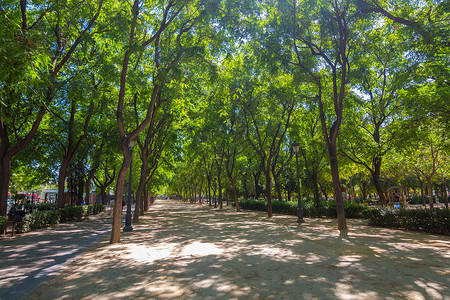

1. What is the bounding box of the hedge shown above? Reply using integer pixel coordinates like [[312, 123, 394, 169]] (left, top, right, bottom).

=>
[[238, 198, 366, 218], [15, 204, 105, 234], [0, 216, 7, 233], [16, 210, 62, 233], [362, 207, 450, 235]]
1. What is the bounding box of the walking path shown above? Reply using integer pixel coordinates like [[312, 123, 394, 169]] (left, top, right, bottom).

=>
[[2, 200, 450, 299], [0, 210, 113, 300]]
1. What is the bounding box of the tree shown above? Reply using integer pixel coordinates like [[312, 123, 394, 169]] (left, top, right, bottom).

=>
[[241, 74, 296, 218], [110, 0, 221, 243], [340, 22, 418, 205], [401, 120, 448, 208], [284, 0, 357, 232], [0, 0, 104, 216], [133, 101, 173, 222]]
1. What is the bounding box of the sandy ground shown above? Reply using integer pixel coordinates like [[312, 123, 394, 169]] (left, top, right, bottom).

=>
[[27, 200, 449, 300]]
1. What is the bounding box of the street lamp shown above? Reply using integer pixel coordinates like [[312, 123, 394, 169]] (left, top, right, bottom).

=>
[[292, 142, 304, 223], [123, 139, 135, 232], [213, 177, 217, 208]]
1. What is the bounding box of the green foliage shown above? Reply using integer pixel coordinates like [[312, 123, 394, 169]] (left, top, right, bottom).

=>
[[0, 216, 7, 232], [10, 202, 57, 212], [15, 210, 62, 233], [239, 198, 366, 218], [239, 198, 268, 211], [362, 207, 450, 235], [11, 203, 35, 212], [92, 204, 106, 214], [36, 203, 57, 211], [16, 204, 105, 233], [60, 206, 88, 222]]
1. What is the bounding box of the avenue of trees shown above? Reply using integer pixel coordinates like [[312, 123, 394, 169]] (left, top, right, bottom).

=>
[[1, 0, 448, 242]]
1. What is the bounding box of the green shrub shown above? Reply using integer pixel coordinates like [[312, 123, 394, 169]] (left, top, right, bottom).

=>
[[272, 200, 298, 215], [77, 205, 88, 219], [15, 210, 62, 233], [0, 215, 7, 233], [362, 207, 450, 235], [16, 213, 33, 233], [92, 203, 105, 214], [44, 210, 62, 225], [13, 203, 103, 234], [239, 199, 267, 212], [36, 202, 57, 211], [60, 206, 77, 222], [344, 202, 367, 218], [238, 198, 366, 219], [88, 205, 94, 215], [11, 203, 36, 212]]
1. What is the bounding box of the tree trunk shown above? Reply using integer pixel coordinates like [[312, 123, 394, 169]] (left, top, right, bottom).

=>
[[0, 155, 12, 216], [84, 169, 96, 205], [207, 177, 211, 206], [361, 181, 368, 201], [328, 145, 347, 232], [264, 170, 273, 218], [443, 180, 448, 209], [134, 160, 149, 223], [420, 181, 425, 206], [230, 177, 240, 212], [320, 182, 328, 200], [243, 174, 249, 199], [372, 169, 386, 205], [57, 162, 69, 208], [312, 172, 320, 207], [110, 152, 131, 244], [100, 188, 108, 205], [427, 178, 434, 209], [273, 174, 282, 201], [253, 172, 260, 199], [143, 190, 149, 212], [218, 172, 223, 209]]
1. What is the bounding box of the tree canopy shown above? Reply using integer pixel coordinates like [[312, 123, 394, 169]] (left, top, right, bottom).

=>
[[1, 0, 448, 241]]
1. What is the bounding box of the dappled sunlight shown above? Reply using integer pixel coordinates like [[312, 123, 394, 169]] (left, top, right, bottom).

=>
[[123, 243, 178, 263], [414, 279, 447, 299], [180, 241, 223, 257], [23, 200, 450, 300]]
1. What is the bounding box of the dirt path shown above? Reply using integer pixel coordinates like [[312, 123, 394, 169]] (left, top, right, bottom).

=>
[[0, 211, 113, 300], [27, 200, 449, 299]]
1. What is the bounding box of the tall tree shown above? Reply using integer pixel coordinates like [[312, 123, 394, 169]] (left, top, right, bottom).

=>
[[0, 0, 104, 215], [241, 74, 296, 218], [285, 0, 357, 232], [110, 0, 221, 243]]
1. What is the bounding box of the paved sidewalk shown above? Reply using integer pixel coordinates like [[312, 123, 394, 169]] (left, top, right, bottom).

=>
[[0, 209, 114, 300], [23, 200, 450, 299]]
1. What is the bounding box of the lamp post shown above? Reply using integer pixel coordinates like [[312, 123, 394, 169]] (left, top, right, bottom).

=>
[[213, 177, 217, 208], [123, 139, 135, 232], [292, 142, 304, 223]]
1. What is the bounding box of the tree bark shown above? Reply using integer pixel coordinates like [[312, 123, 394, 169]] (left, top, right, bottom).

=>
[[328, 145, 346, 232], [427, 178, 434, 209], [264, 170, 273, 217], [57, 162, 69, 208], [110, 148, 131, 244], [0, 156, 12, 216]]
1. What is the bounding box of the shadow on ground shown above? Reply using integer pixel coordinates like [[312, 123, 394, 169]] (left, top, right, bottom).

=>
[[28, 201, 450, 299], [0, 213, 112, 299]]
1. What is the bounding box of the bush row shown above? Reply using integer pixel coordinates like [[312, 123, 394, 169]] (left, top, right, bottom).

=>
[[362, 207, 450, 235], [238, 198, 366, 218], [406, 195, 447, 205], [15, 204, 105, 234], [10, 202, 58, 213], [0, 215, 7, 233]]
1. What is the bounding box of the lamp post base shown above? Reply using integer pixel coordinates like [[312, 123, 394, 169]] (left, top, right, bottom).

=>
[[123, 213, 133, 232]]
